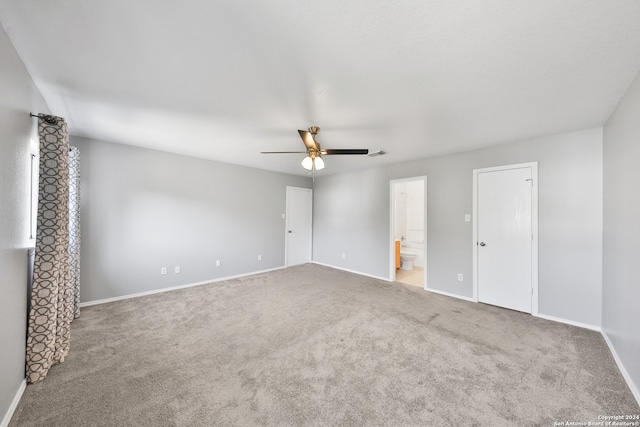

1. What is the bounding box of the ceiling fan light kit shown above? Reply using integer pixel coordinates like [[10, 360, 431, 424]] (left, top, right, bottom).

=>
[[261, 126, 371, 172], [301, 152, 324, 171], [301, 155, 314, 170]]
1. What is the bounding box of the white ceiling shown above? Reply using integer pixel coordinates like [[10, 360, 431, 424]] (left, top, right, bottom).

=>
[[2, 1, 640, 176]]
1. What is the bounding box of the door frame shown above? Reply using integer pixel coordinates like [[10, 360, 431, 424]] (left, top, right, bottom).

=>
[[472, 162, 538, 315], [389, 176, 427, 288], [285, 186, 313, 267]]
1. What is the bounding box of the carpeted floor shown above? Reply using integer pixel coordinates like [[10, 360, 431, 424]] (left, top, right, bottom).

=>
[[10, 264, 639, 426]]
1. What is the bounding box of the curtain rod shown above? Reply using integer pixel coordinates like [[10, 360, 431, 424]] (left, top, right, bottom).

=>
[[30, 113, 74, 152], [30, 113, 58, 124]]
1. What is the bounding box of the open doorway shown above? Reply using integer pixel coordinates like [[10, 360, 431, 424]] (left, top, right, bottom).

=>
[[390, 177, 426, 288]]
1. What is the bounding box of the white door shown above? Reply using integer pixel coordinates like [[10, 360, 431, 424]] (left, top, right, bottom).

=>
[[476, 166, 534, 313], [286, 187, 312, 266]]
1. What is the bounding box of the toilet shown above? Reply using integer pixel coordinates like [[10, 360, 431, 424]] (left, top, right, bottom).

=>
[[400, 251, 417, 270], [400, 229, 424, 271]]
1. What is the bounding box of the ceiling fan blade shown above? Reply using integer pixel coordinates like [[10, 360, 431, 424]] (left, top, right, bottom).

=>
[[298, 130, 319, 151], [322, 149, 369, 155], [260, 151, 308, 154]]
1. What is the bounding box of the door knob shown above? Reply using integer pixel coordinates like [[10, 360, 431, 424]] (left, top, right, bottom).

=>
[[479, 242, 486, 246], [288, 230, 293, 233]]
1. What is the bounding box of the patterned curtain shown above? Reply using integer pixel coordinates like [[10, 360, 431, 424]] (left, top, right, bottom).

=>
[[69, 146, 81, 319], [26, 115, 81, 383]]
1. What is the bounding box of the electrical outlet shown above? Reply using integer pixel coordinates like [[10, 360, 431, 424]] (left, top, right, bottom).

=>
[[175, 266, 181, 274], [457, 273, 463, 281], [216, 260, 221, 267], [161, 267, 167, 275], [258, 254, 262, 261], [281, 213, 285, 219], [341, 253, 346, 259]]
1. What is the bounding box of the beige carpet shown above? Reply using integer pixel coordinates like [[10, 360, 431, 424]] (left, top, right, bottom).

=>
[[10, 264, 638, 426]]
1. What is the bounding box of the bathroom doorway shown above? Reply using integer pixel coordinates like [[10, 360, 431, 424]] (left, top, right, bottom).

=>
[[390, 177, 427, 288]]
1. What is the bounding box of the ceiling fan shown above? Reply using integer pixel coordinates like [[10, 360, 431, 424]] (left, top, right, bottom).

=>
[[261, 126, 369, 171]]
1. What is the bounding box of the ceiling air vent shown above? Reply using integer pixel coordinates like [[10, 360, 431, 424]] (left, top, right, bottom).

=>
[[367, 150, 386, 157]]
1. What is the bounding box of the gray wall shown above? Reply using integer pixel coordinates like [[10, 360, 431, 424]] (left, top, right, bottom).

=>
[[603, 70, 640, 399], [0, 24, 49, 424], [71, 137, 311, 303], [313, 128, 603, 327]]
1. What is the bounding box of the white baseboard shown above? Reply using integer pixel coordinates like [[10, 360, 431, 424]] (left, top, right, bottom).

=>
[[1, 379, 26, 427], [536, 313, 601, 332], [602, 330, 640, 407], [311, 261, 390, 282], [79, 266, 286, 307], [424, 286, 476, 303], [313, 262, 480, 303]]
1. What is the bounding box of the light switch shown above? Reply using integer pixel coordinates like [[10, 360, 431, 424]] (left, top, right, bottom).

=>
[[465, 214, 471, 222]]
